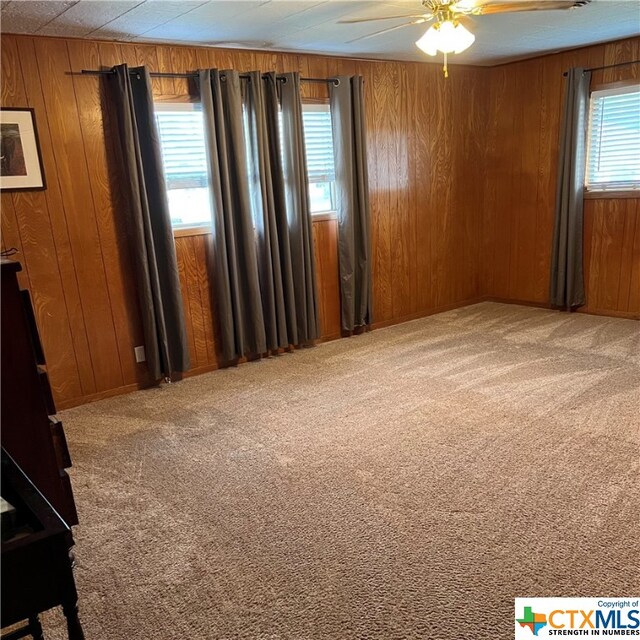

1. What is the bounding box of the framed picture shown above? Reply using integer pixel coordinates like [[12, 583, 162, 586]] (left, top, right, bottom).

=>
[[0, 108, 46, 191]]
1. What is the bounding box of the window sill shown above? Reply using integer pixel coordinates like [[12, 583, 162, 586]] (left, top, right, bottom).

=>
[[584, 190, 640, 200], [312, 211, 338, 222], [172, 226, 212, 238], [172, 216, 337, 237]]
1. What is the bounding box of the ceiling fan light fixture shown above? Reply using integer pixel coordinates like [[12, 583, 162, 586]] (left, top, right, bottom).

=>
[[415, 20, 475, 56]]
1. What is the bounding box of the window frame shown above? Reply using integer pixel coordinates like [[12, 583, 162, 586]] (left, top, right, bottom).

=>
[[584, 79, 640, 200]]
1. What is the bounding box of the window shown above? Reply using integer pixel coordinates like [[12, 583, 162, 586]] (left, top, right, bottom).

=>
[[257, 103, 337, 215], [156, 100, 336, 228], [301, 103, 336, 214], [585, 84, 640, 193], [155, 102, 212, 229]]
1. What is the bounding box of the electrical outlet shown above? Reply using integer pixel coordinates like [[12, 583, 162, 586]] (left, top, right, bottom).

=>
[[134, 346, 146, 363]]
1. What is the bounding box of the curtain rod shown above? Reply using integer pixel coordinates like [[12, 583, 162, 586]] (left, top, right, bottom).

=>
[[80, 69, 340, 85], [563, 59, 640, 77]]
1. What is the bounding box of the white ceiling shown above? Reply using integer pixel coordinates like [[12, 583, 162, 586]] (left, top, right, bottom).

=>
[[1, 0, 639, 65]]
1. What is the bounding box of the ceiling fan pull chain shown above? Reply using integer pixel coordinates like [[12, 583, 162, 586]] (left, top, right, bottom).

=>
[[444, 51, 449, 78]]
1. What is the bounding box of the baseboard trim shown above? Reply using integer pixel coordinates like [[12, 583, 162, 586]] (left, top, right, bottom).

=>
[[57, 379, 156, 410], [483, 296, 551, 310], [319, 332, 342, 342], [56, 298, 486, 410], [578, 307, 640, 321], [56, 334, 353, 410], [370, 297, 486, 330], [57, 294, 636, 410], [483, 296, 639, 320]]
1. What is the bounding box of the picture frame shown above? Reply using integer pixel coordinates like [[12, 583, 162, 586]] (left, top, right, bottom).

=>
[[0, 107, 46, 191]]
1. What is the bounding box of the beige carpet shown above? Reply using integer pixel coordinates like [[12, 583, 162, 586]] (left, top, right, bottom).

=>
[[43, 302, 639, 639]]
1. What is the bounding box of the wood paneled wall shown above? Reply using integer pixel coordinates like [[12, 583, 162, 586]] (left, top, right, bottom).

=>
[[2, 33, 637, 408], [1, 34, 487, 408], [482, 37, 640, 318]]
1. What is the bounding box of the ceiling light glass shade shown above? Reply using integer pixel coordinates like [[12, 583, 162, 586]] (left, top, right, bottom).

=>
[[415, 25, 439, 56], [416, 20, 476, 56]]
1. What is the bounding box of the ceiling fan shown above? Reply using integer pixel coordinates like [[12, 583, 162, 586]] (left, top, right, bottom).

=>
[[339, 0, 592, 77]]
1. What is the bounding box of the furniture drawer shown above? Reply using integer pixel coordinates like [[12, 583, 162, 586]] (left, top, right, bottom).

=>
[[58, 470, 78, 526], [49, 417, 71, 470], [36, 366, 56, 416]]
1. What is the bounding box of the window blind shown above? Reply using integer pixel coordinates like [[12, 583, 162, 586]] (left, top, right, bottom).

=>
[[586, 85, 640, 192], [301, 106, 335, 184], [155, 107, 209, 190]]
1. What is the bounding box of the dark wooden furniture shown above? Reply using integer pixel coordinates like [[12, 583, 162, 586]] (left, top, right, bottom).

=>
[[1, 259, 77, 526], [1, 449, 84, 640]]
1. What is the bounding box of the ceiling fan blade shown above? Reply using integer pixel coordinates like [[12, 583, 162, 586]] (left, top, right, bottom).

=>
[[346, 18, 430, 44], [339, 13, 430, 24], [452, 0, 590, 14], [456, 14, 475, 29]]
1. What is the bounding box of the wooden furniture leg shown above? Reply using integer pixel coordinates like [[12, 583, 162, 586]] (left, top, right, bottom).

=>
[[28, 616, 44, 640], [62, 602, 85, 640]]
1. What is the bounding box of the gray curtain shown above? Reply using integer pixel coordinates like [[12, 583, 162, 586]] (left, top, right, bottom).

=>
[[110, 64, 190, 380], [550, 67, 591, 309], [199, 69, 266, 362], [245, 71, 296, 349], [280, 73, 321, 343], [330, 76, 372, 331], [201, 69, 320, 361]]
